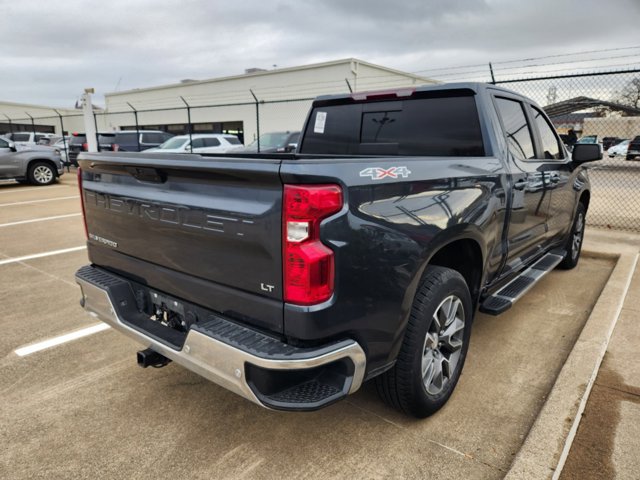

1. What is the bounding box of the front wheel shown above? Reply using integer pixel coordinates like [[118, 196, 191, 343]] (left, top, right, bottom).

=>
[[28, 162, 56, 185], [558, 203, 586, 270], [375, 266, 473, 418]]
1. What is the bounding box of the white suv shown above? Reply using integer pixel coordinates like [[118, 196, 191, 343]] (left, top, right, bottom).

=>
[[5, 132, 56, 147], [147, 134, 243, 154]]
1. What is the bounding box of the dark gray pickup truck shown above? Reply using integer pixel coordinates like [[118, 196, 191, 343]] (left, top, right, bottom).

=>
[[75, 83, 601, 417]]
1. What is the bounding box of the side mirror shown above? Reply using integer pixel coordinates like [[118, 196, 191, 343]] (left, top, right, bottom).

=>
[[286, 143, 298, 153], [572, 143, 602, 164], [8, 141, 17, 152]]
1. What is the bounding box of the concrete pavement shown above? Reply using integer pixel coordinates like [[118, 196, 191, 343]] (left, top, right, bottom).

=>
[[0, 172, 635, 479], [560, 231, 640, 480]]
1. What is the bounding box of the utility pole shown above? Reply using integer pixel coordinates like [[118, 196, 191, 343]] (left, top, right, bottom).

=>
[[127, 102, 141, 151], [250, 89, 260, 152], [81, 88, 98, 152], [180, 96, 193, 153]]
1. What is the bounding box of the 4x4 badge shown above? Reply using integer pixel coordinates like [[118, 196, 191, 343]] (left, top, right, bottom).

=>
[[359, 166, 411, 180]]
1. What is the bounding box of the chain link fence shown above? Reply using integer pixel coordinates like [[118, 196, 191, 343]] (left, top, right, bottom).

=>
[[493, 70, 640, 232], [2, 68, 640, 232]]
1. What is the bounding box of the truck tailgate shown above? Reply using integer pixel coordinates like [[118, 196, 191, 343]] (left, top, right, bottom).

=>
[[78, 153, 284, 334]]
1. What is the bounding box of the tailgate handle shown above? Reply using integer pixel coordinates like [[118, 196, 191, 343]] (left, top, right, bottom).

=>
[[126, 166, 166, 183]]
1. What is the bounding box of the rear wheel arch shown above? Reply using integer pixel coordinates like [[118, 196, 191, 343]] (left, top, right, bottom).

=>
[[424, 237, 485, 307]]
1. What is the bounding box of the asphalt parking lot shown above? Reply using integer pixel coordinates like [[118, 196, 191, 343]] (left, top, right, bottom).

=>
[[0, 173, 617, 479]]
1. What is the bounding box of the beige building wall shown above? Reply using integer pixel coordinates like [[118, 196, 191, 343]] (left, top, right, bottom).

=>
[[582, 116, 640, 139], [0, 101, 84, 135], [103, 59, 437, 143]]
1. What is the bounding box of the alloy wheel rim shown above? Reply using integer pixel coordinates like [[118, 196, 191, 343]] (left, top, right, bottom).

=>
[[572, 212, 584, 260], [34, 166, 53, 184], [421, 295, 465, 396]]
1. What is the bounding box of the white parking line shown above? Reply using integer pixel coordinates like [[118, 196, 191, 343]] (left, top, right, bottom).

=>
[[0, 213, 82, 228], [0, 196, 79, 207], [0, 246, 86, 266], [15, 323, 111, 357], [0, 185, 73, 195]]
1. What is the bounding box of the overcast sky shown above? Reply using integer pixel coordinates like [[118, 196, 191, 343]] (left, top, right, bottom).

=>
[[1, 0, 639, 108]]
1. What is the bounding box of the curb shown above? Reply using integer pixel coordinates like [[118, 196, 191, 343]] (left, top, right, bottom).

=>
[[504, 249, 639, 479]]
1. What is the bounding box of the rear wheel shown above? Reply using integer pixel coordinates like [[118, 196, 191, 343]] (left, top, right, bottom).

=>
[[375, 266, 473, 418], [558, 203, 586, 270], [28, 162, 56, 186]]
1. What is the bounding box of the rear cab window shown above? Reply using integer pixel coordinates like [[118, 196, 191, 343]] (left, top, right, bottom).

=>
[[299, 91, 485, 156]]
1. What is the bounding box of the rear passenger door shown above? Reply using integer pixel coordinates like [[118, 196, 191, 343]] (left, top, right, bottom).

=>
[[493, 95, 552, 274], [528, 105, 575, 244]]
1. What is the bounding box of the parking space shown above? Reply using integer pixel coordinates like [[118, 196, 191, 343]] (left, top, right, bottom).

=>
[[0, 174, 617, 479]]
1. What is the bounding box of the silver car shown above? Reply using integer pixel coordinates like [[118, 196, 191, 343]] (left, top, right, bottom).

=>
[[0, 138, 64, 185]]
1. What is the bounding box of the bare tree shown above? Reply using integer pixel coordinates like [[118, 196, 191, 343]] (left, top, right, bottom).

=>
[[616, 77, 640, 109]]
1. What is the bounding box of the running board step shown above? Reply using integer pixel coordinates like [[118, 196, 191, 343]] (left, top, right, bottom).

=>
[[479, 253, 565, 315]]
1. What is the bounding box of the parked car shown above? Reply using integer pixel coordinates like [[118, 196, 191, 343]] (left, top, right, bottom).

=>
[[75, 83, 600, 417], [5, 131, 56, 147], [50, 136, 70, 164], [602, 137, 625, 151], [67, 133, 91, 166], [607, 139, 629, 158], [577, 135, 598, 144], [626, 136, 640, 160], [98, 130, 174, 153], [0, 137, 64, 185], [238, 131, 300, 153], [146, 134, 243, 154], [68, 131, 168, 166]]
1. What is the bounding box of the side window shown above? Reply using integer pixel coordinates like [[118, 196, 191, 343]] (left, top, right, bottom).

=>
[[141, 133, 164, 144], [12, 133, 30, 142], [0, 138, 8, 148], [203, 138, 221, 147], [494, 97, 535, 161], [191, 138, 205, 149], [532, 106, 563, 160]]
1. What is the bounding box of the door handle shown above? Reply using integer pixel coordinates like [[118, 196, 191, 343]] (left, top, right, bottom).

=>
[[513, 179, 527, 191]]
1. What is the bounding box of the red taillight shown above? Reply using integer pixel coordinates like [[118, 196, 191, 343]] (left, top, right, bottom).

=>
[[82, 142, 88, 151], [77, 167, 88, 239], [283, 184, 342, 305]]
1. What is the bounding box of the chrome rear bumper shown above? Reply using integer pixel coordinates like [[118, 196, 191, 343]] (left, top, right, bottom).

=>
[[76, 266, 366, 410]]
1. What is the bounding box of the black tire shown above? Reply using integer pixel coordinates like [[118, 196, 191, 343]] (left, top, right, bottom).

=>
[[558, 203, 586, 270], [375, 266, 473, 418], [27, 162, 56, 186]]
